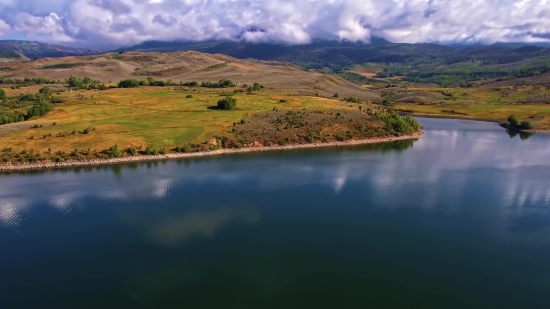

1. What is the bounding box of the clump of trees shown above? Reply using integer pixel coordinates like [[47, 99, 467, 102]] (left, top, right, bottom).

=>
[[118, 79, 140, 88], [202, 79, 236, 88], [67, 76, 101, 89], [1, 88, 55, 124], [217, 96, 237, 110], [0, 77, 60, 86], [182, 81, 198, 87], [247, 82, 263, 93], [375, 109, 421, 135], [508, 114, 534, 130]]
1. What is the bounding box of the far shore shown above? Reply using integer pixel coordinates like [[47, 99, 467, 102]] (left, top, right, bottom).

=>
[[399, 112, 550, 134], [0, 131, 423, 172]]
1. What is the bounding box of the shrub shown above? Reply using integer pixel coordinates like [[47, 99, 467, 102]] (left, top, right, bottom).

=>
[[182, 81, 198, 87], [109, 145, 123, 158], [127, 147, 137, 156], [159, 148, 166, 155], [217, 96, 237, 110], [118, 79, 140, 88], [186, 94, 193, 98], [520, 120, 534, 130], [145, 146, 151, 155], [508, 115, 519, 126]]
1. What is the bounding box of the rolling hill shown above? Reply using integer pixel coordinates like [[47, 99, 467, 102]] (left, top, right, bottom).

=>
[[0, 51, 381, 101], [121, 39, 550, 86], [0, 40, 101, 59]]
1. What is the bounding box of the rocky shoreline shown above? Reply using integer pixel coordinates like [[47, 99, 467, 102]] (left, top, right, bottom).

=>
[[0, 131, 423, 172]]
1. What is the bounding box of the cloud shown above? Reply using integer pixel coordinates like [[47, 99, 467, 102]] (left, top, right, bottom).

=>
[[0, 19, 10, 36], [0, 0, 549, 48]]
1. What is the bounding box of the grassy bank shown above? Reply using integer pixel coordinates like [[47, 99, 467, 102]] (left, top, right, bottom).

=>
[[0, 85, 420, 166], [392, 85, 550, 130]]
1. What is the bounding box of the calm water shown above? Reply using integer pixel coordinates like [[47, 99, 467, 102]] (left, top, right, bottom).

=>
[[1, 118, 550, 308]]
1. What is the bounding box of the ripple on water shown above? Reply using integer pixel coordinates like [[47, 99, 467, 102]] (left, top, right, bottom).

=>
[[0, 199, 33, 229]]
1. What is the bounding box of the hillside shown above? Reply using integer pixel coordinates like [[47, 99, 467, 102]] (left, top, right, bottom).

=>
[[0, 51, 380, 101], [0, 40, 101, 59], [121, 40, 550, 87]]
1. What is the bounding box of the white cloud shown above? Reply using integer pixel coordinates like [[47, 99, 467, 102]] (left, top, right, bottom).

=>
[[0, 0, 549, 48], [0, 19, 10, 35]]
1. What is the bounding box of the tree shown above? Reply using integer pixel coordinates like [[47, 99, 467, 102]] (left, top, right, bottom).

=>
[[146, 77, 154, 86], [508, 115, 519, 126], [0, 88, 5, 100], [217, 96, 237, 110], [118, 79, 140, 88], [520, 120, 534, 130], [67, 76, 84, 88], [109, 145, 123, 158], [252, 83, 262, 91], [38, 87, 52, 98]]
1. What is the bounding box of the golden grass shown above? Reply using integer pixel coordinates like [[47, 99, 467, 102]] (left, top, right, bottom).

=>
[[394, 85, 550, 129], [0, 87, 360, 153]]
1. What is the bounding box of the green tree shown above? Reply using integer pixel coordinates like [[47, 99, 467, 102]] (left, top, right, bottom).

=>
[[520, 120, 534, 130], [0, 88, 5, 100], [109, 145, 123, 158], [38, 87, 52, 97], [67, 76, 83, 88], [508, 115, 519, 126], [252, 83, 262, 91], [217, 96, 237, 110], [118, 79, 140, 88]]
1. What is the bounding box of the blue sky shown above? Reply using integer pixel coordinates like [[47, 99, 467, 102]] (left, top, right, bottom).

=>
[[0, 0, 549, 48]]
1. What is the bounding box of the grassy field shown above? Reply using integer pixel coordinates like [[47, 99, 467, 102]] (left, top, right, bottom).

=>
[[393, 85, 550, 130], [0, 86, 365, 155]]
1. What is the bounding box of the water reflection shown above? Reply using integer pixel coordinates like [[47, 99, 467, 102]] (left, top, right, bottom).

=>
[[507, 129, 534, 140], [0, 118, 549, 244], [1, 117, 550, 308]]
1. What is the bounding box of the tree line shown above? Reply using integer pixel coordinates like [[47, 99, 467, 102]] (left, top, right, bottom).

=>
[[0, 88, 55, 125]]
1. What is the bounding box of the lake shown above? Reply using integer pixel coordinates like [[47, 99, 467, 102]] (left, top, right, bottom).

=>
[[1, 117, 549, 308]]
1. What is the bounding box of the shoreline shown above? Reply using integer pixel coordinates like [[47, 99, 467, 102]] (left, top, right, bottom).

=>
[[0, 131, 424, 172]]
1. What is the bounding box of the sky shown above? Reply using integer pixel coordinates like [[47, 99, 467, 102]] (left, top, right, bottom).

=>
[[0, 0, 550, 48]]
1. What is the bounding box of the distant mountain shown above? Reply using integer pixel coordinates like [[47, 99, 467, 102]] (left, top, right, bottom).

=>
[[0, 40, 102, 59]]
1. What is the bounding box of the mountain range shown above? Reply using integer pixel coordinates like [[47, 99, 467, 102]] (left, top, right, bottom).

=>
[[1, 39, 550, 86]]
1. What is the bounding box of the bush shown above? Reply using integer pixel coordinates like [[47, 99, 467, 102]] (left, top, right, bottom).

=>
[[508, 115, 519, 126], [217, 96, 237, 110], [182, 81, 198, 87], [127, 147, 137, 156], [118, 79, 140, 88], [186, 95, 193, 98], [109, 145, 123, 158], [0, 88, 5, 100], [520, 120, 534, 130]]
